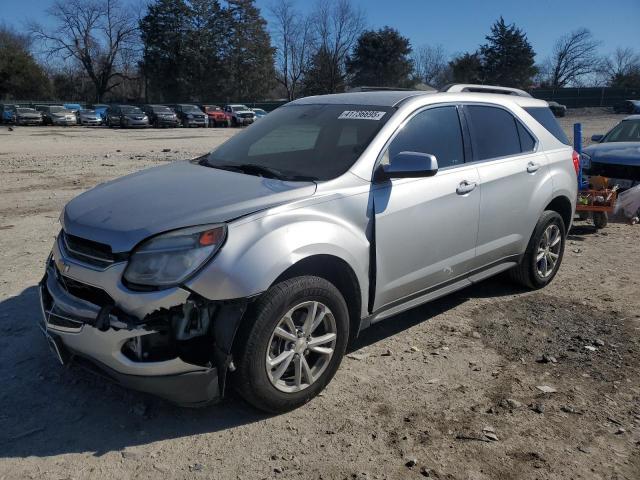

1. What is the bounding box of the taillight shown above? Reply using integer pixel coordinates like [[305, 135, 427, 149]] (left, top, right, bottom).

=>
[[572, 151, 580, 175]]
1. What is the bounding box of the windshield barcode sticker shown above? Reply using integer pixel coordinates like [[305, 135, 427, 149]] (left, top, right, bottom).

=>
[[338, 110, 386, 120]]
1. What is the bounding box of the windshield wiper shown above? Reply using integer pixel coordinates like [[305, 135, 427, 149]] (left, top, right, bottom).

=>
[[202, 161, 317, 182]]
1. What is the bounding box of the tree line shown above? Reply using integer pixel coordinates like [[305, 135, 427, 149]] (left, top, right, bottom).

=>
[[1, 0, 639, 103]]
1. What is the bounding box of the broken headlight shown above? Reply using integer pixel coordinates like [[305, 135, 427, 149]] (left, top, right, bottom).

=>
[[123, 224, 226, 287]]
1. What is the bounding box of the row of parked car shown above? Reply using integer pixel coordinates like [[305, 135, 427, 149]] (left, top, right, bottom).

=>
[[0, 103, 269, 128]]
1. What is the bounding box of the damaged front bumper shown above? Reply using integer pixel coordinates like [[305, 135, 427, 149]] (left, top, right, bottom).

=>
[[38, 237, 248, 406]]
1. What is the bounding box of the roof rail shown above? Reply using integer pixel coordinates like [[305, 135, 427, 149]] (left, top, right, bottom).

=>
[[441, 84, 532, 98]]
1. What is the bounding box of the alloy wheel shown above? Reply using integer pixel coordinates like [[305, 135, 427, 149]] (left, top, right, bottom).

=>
[[266, 301, 337, 393], [536, 223, 561, 278]]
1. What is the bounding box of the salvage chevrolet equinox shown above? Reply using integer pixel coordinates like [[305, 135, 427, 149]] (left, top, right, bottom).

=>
[[39, 84, 578, 412]]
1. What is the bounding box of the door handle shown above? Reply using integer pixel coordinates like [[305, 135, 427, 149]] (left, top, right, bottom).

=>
[[527, 161, 541, 173], [456, 180, 477, 195]]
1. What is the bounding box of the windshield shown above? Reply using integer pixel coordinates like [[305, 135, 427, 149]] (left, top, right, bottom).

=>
[[253, 109, 267, 114], [50, 106, 64, 113], [17, 108, 35, 113], [153, 106, 173, 113], [122, 106, 143, 114], [205, 104, 393, 181], [602, 120, 640, 143], [182, 105, 201, 113], [231, 105, 250, 111]]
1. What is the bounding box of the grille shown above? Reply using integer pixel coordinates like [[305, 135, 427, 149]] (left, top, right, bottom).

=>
[[58, 271, 115, 307], [61, 231, 120, 268], [239, 113, 254, 119]]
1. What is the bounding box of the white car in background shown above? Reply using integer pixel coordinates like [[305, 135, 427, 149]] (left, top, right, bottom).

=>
[[224, 104, 256, 126]]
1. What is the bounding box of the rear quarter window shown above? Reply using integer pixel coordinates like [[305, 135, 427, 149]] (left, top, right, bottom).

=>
[[465, 105, 522, 160], [524, 107, 570, 145]]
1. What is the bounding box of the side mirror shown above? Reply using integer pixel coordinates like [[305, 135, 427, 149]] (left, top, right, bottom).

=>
[[591, 134, 604, 142], [376, 152, 439, 180]]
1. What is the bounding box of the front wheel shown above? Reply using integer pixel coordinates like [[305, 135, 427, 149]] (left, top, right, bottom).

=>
[[233, 276, 349, 413], [508, 210, 566, 289]]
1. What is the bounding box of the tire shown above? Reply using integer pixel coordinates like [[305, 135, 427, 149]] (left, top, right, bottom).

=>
[[508, 210, 566, 289], [593, 212, 608, 229], [233, 276, 349, 413]]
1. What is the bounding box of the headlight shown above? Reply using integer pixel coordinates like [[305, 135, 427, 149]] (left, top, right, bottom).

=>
[[123, 224, 226, 287], [580, 152, 591, 169]]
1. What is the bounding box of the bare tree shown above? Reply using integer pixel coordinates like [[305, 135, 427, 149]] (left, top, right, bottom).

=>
[[544, 28, 601, 88], [270, 0, 312, 100], [29, 0, 139, 102], [412, 44, 449, 87], [311, 0, 365, 93], [601, 47, 640, 83]]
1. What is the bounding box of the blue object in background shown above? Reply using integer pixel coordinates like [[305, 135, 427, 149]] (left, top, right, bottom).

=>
[[574, 123, 588, 189]]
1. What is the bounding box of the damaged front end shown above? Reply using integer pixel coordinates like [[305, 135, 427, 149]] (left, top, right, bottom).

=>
[[39, 251, 248, 406]]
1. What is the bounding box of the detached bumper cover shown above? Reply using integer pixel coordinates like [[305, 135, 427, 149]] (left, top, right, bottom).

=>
[[39, 263, 221, 405]]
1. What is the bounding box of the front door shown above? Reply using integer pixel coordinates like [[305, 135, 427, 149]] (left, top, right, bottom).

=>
[[373, 105, 481, 311]]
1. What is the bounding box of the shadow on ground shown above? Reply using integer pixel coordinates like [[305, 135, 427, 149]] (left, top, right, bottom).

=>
[[0, 277, 522, 459]]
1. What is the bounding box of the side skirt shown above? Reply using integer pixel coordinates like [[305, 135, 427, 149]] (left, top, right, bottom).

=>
[[359, 255, 520, 330]]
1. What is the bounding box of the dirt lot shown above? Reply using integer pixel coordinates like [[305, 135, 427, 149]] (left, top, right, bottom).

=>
[[0, 109, 638, 480]]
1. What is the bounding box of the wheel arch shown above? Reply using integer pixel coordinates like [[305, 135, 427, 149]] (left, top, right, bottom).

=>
[[271, 254, 363, 342], [544, 195, 573, 232]]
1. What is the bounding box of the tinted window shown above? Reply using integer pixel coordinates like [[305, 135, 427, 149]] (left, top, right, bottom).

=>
[[121, 106, 142, 114], [517, 121, 536, 152], [602, 119, 640, 142], [524, 107, 569, 145], [466, 105, 521, 160], [385, 106, 464, 169], [206, 104, 393, 181]]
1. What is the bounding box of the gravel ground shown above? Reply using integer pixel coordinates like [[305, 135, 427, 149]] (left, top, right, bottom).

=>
[[0, 110, 638, 480]]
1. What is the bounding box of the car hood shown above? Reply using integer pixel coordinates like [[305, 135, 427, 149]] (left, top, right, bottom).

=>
[[234, 110, 254, 115], [583, 142, 640, 167], [63, 160, 317, 252]]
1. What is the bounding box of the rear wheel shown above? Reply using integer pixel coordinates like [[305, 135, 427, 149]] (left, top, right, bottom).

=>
[[593, 212, 608, 229], [233, 276, 349, 413], [508, 210, 566, 289]]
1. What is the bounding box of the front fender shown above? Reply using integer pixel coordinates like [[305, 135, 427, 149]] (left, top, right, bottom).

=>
[[185, 202, 371, 313]]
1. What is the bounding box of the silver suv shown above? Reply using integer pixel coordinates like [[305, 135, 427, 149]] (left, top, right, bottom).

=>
[[39, 85, 578, 412]]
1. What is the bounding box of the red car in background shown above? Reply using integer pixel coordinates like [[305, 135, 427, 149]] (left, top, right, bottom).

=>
[[200, 105, 231, 127]]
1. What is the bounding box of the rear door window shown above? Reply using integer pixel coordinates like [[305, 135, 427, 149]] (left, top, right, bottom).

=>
[[385, 106, 465, 169], [524, 107, 570, 145], [465, 105, 522, 160]]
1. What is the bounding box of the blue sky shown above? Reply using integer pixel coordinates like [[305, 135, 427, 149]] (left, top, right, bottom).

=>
[[2, 0, 638, 61]]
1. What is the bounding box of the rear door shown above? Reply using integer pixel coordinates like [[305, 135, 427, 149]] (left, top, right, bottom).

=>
[[463, 104, 552, 266], [372, 105, 481, 311]]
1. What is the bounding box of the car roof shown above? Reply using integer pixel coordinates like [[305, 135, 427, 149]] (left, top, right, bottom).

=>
[[292, 90, 431, 107], [290, 87, 549, 109]]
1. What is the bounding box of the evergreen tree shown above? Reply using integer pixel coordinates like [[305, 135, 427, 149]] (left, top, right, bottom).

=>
[[479, 17, 537, 88], [302, 46, 341, 96], [449, 53, 483, 84], [0, 27, 50, 100], [140, 0, 192, 101], [346, 27, 413, 88], [185, 0, 227, 100], [224, 0, 275, 100]]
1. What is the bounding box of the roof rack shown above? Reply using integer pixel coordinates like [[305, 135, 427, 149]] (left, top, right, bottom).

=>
[[440, 84, 532, 98]]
